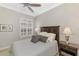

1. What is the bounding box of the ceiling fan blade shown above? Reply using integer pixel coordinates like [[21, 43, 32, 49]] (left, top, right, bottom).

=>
[[30, 4, 41, 7], [28, 6, 34, 13]]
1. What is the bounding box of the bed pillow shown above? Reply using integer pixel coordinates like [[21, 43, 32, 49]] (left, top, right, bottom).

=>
[[39, 35, 48, 43], [47, 33, 56, 43], [38, 32, 48, 37], [31, 35, 41, 43]]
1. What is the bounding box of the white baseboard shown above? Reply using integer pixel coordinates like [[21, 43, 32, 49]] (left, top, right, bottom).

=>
[[0, 46, 10, 51]]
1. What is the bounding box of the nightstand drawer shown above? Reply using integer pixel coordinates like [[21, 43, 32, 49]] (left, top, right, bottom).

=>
[[60, 48, 77, 56], [59, 41, 79, 56], [60, 44, 77, 56], [60, 44, 77, 53], [60, 51, 72, 56]]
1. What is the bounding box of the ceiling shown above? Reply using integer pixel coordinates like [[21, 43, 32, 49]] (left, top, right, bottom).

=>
[[0, 3, 63, 17]]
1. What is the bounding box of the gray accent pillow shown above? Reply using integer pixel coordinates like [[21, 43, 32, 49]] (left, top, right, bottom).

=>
[[31, 35, 41, 43], [39, 35, 48, 43]]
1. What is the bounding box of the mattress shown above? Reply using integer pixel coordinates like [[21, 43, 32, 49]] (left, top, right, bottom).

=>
[[11, 38, 58, 56]]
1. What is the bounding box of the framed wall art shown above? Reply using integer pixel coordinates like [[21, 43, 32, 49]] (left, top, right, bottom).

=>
[[0, 24, 13, 32], [7, 24, 13, 32], [0, 24, 7, 32]]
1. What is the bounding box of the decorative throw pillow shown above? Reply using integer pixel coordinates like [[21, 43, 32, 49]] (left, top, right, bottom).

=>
[[39, 35, 48, 43], [31, 35, 41, 43]]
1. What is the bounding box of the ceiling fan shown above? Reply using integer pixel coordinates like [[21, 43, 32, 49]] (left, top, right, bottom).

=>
[[21, 3, 41, 13]]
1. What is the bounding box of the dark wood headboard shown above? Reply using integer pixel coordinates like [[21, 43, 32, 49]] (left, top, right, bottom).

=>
[[41, 26, 60, 47]]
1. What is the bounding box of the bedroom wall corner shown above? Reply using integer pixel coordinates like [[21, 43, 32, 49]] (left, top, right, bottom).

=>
[[35, 3, 79, 44], [0, 6, 35, 48]]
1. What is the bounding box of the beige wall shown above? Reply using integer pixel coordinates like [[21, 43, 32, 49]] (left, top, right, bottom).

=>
[[0, 6, 34, 48], [36, 3, 79, 44]]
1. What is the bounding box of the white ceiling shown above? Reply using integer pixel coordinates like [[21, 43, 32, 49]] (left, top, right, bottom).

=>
[[0, 3, 63, 17]]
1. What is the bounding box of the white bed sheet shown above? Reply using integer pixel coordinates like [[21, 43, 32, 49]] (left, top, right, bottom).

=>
[[11, 38, 58, 56]]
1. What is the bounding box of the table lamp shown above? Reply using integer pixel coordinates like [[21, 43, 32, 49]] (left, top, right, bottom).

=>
[[63, 27, 72, 44]]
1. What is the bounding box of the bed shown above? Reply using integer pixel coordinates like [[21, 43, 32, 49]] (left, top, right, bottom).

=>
[[11, 26, 60, 56]]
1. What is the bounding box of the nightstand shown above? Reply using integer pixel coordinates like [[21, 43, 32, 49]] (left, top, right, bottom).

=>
[[59, 41, 79, 56]]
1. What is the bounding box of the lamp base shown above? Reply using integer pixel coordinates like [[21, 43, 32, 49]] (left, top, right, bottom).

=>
[[65, 36, 70, 45], [66, 41, 69, 45]]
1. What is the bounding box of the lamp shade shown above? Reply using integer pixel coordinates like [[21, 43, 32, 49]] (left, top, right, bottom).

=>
[[63, 27, 72, 36], [35, 27, 40, 34]]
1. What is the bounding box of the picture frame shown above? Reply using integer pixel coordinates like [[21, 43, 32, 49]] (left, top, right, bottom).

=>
[[7, 24, 13, 32], [0, 24, 13, 32], [0, 24, 7, 32]]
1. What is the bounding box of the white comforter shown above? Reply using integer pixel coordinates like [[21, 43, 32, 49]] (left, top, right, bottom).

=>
[[11, 38, 58, 56]]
